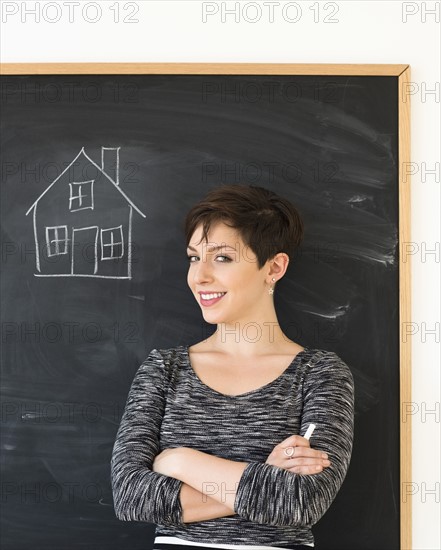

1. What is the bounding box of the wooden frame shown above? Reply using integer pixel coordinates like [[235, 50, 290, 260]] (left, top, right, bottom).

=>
[[0, 62, 411, 549]]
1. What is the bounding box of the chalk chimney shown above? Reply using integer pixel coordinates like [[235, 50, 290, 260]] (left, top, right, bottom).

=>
[[101, 147, 120, 185]]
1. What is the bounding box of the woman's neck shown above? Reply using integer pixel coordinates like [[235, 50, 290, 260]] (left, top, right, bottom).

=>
[[204, 322, 298, 357]]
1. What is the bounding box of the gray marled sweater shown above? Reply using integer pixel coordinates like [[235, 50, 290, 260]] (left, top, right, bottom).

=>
[[111, 345, 354, 547]]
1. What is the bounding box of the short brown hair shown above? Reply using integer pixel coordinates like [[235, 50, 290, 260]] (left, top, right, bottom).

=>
[[183, 184, 304, 270]]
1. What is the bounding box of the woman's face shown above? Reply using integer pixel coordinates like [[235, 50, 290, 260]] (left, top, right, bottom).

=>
[[186, 221, 272, 326]]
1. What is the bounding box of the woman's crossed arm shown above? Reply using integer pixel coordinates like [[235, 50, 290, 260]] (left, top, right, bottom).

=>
[[153, 433, 332, 522]]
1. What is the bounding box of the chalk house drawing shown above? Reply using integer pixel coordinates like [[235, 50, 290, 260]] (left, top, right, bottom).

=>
[[25, 147, 146, 279]]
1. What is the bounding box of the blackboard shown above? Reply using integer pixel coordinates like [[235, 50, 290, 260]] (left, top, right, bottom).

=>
[[0, 64, 411, 550]]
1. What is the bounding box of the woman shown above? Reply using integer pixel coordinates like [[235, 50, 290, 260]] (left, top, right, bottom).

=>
[[111, 184, 355, 550]]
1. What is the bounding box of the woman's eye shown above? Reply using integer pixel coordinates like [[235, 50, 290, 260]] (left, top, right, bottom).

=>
[[216, 255, 232, 262], [187, 255, 198, 262]]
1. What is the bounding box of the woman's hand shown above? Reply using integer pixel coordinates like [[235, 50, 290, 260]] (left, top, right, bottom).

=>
[[265, 434, 331, 475]]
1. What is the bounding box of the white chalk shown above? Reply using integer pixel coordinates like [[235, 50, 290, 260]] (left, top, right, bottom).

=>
[[304, 423, 316, 440]]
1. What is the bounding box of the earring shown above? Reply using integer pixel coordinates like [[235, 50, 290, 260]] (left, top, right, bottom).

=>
[[268, 277, 276, 295]]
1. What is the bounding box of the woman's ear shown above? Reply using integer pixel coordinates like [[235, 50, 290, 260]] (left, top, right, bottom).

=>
[[267, 252, 289, 281]]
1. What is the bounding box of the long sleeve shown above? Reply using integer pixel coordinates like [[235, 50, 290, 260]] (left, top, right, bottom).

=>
[[233, 350, 355, 527], [110, 349, 185, 527]]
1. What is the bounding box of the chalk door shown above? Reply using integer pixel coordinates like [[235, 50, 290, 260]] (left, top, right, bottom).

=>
[[71, 226, 99, 275]]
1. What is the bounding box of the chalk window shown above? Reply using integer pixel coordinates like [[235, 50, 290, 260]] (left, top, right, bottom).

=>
[[46, 226, 68, 257], [101, 226, 124, 260], [69, 180, 94, 212]]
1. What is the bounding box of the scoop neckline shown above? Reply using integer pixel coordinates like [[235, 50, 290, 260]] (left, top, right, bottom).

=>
[[182, 344, 310, 399]]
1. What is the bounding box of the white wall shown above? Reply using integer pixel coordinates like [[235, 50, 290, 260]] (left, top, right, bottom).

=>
[[1, 1, 439, 549]]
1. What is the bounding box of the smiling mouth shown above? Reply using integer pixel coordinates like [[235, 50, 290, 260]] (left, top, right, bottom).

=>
[[199, 292, 226, 306]]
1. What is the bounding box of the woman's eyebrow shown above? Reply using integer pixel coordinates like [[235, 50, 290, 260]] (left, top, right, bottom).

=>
[[186, 244, 236, 252]]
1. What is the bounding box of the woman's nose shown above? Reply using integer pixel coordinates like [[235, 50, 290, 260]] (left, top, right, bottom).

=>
[[193, 259, 214, 283]]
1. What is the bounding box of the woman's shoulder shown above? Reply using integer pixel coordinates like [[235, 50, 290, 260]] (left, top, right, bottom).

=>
[[135, 346, 189, 386], [142, 344, 188, 367], [304, 346, 345, 361], [302, 347, 354, 385]]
